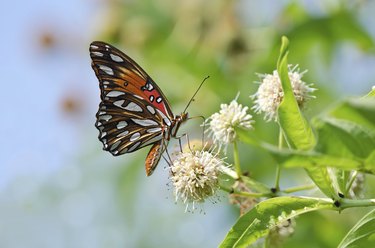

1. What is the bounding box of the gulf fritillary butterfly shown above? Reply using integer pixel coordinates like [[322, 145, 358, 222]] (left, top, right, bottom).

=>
[[90, 41, 188, 176]]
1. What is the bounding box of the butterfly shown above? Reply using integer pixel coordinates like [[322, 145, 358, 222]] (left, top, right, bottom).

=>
[[89, 41, 188, 176]]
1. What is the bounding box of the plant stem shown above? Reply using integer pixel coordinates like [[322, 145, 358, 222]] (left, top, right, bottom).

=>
[[219, 184, 272, 198], [233, 140, 242, 176], [242, 176, 271, 194], [274, 127, 284, 190], [340, 198, 375, 209], [282, 184, 316, 194]]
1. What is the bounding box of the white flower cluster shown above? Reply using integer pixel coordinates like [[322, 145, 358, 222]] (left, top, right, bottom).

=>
[[206, 99, 254, 146], [252, 65, 315, 121], [170, 150, 226, 210]]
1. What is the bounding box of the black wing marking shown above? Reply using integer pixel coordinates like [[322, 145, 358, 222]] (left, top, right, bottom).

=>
[[96, 93, 166, 156]]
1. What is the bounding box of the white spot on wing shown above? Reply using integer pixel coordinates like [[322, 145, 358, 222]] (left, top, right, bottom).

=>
[[130, 132, 141, 142], [117, 131, 129, 137], [141, 134, 163, 147], [147, 127, 162, 133], [119, 148, 128, 154], [156, 97, 162, 103], [114, 100, 125, 108], [103, 140, 108, 149], [106, 91, 125, 97], [92, 51, 104, 57], [110, 54, 124, 62], [90, 44, 99, 49], [124, 102, 143, 112], [147, 105, 155, 114], [99, 65, 114, 75], [131, 118, 158, 126], [156, 109, 171, 126], [117, 121, 128, 129], [99, 115, 112, 121], [147, 83, 154, 91], [128, 141, 141, 152], [110, 140, 121, 151]]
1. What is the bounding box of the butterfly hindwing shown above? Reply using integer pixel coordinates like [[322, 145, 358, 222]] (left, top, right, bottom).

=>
[[145, 140, 167, 176], [96, 92, 166, 155]]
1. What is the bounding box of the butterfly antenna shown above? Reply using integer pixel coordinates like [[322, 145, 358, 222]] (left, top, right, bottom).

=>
[[183, 76, 209, 113]]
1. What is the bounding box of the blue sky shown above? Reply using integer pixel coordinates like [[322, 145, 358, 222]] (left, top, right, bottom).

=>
[[0, 0, 101, 187]]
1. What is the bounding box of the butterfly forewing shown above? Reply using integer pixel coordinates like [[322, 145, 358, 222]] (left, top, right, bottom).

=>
[[90, 41, 174, 118]]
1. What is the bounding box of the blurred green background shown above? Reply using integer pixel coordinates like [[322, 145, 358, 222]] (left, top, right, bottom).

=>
[[1, 0, 375, 247]]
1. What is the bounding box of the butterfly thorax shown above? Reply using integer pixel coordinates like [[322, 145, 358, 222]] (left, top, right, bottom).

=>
[[170, 112, 188, 138]]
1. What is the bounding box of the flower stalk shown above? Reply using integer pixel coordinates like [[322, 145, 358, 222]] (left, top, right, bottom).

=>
[[220, 184, 272, 198], [233, 141, 242, 177]]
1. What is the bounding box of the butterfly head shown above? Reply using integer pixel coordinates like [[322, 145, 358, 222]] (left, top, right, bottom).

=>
[[177, 112, 189, 122], [171, 112, 188, 137]]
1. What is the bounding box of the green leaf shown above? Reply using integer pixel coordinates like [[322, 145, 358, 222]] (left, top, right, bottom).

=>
[[260, 143, 362, 170], [333, 169, 351, 197], [238, 125, 369, 195], [313, 117, 375, 159], [364, 87, 375, 98], [330, 98, 375, 130], [219, 196, 334, 248], [338, 209, 375, 248], [275, 37, 327, 196], [265, 142, 375, 175], [305, 167, 337, 199], [365, 151, 375, 170], [276, 36, 316, 151], [314, 101, 375, 194]]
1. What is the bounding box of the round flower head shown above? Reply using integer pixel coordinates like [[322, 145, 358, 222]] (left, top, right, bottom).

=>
[[206, 98, 254, 147], [252, 65, 315, 121], [170, 150, 227, 211]]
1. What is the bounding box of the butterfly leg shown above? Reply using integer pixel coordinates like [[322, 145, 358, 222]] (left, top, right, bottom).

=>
[[175, 132, 193, 153], [162, 139, 176, 176], [163, 139, 173, 164], [185, 115, 207, 148]]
